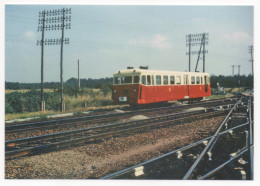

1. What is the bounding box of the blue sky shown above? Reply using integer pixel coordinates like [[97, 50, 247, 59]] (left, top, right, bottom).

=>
[[5, 5, 253, 83]]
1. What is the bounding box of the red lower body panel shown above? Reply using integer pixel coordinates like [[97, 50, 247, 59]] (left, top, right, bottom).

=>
[[112, 84, 211, 105]]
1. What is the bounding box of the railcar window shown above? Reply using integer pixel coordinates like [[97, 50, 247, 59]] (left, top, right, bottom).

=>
[[170, 76, 175, 84], [196, 76, 200, 84], [201, 77, 203, 84], [191, 76, 195, 84], [121, 77, 125, 84], [147, 75, 151, 85], [176, 76, 181, 84], [156, 75, 161, 85], [118, 76, 133, 84], [163, 75, 168, 85], [114, 77, 120, 84], [207, 76, 210, 84], [141, 75, 146, 85], [125, 76, 132, 84], [152, 76, 154, 85], [134, 76, 140, 83]]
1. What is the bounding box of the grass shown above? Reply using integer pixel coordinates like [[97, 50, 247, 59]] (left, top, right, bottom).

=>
[[5, 87, 243, 122], [5, 89, 125, 121], [5, 104, 125, 121], [5, 110, 57, 121], [5, 89, 54, 94], [208, 94, 226, 100]]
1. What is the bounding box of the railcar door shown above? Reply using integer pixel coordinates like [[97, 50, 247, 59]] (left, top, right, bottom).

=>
[[183, 75, 189, 99], [204, 76, 208, 92], [151, 75, 156, 101], [146, 75, 156, 102]]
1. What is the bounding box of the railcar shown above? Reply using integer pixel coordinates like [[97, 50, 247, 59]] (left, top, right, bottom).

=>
[[112, 67, 211, 105]]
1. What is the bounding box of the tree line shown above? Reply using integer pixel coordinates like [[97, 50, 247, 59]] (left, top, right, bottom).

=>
[[5, 75, 253, 90], [5, 77, 113, 90], [5, 75, 253, 114], [210, 74, 253, 88]]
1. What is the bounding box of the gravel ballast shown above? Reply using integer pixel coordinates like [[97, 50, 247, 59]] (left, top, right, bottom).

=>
[[5, 116, 224, 179]]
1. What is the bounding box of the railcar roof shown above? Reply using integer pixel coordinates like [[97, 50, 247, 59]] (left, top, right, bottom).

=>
[[114, 69, 210, 76]]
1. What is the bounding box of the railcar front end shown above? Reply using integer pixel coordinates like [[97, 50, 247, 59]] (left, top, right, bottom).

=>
[[112, 70, 141, 105]]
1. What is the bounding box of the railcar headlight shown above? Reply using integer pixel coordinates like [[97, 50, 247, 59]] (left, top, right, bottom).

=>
[[133, 89, 136, 92], [114, 90, 117, 93]]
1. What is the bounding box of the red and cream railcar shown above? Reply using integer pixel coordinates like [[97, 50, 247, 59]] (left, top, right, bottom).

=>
[[112, 69, 211, 105]]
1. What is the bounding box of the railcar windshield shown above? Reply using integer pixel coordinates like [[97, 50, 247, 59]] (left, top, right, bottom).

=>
[[113, 75, 140, 84], [114, 77, 120, 84], [134, 76, 140, 83], [121, 76, 132, 84]]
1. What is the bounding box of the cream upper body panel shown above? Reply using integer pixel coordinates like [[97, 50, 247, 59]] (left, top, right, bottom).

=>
[[113, 69, 210, 85]]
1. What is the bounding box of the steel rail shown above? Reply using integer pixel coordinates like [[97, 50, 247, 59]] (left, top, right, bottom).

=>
[[101, 121, 249, 179], [206, 101, 248, 154], [5, 108, 222, 147], [6, 111, 222, 159], [6, 109, 223, 158], [6, 101, 243, 136], [199, 147, 249, 180], [5, 97, 238, 132], [6, 104, 248, 159], [101, 137, 213, 179], [183, 97, 242, 179]]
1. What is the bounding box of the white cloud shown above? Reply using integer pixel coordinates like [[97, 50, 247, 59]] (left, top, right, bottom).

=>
[[128, 34, 172, 49], [223, 32, 253, 44], [23, 31, 37, 41]]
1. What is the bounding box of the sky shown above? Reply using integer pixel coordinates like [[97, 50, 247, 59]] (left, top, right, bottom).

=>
[[4, 3, 254, 83]]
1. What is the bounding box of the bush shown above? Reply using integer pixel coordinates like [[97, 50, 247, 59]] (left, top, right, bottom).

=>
[[23, 89, 41, 112], [100, 83, 112, 96], [5, 89, 61, 114], [5, 92, 24, 113], [5, 86, 113, 114], [45, 92, 60, 111], [5, 101, 15, 114]]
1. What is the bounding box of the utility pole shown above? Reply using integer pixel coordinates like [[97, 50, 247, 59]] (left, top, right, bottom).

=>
[[60, 8, 65, 111], [38, 11, 46, 111], [186, 33, 209, 72], [232, 65, 235, 76], [238, 65, 241, 76], [232, 65, 235, 88], [37, 8, 71, 112], [202, 34, 206, 72], [186, 34, 191, 72], [78, 59, 80, 89], [249, 45, 254, 75]]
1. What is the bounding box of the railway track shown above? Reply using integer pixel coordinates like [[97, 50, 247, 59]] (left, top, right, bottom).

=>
[[5, 95, 253, 179], [101, 96, 253, 180], [5, 97, 240, 137], [5, 96, 248, 159], [6, 107, 231, 159]]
